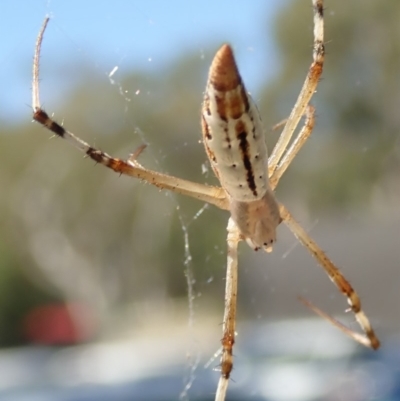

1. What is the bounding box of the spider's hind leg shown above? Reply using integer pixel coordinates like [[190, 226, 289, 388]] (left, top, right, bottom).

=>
[[280, 204, 380, 350]]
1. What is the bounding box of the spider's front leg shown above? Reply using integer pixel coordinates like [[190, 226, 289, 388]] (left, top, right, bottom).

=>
[[32, 17, 229, 211], [215, 218, 241, 401]]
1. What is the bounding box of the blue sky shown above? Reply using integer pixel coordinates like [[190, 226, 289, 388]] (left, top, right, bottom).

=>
[[1, 0, 285, 125]]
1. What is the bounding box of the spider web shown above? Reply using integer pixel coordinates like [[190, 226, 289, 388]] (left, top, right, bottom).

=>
[[106, 63, 208, 401]]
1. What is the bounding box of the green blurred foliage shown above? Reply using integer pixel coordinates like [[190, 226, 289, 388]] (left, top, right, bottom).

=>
[[0, 0, 399, 346]]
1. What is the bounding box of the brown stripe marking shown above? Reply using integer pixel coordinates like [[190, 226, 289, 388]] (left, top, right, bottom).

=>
[[204, 142, 220, 181], [204, 141, 217, 164], [201, 115, 212, 140], [213, 87, 248, 123], [215, 93, 228, 122], [315, 0, 323, 18], [203, 92, 211, 116], [33, 109, 66, 138], [224, 127, 231, 149], [236, 120, 257, 196], [227, 84, 247, 120]]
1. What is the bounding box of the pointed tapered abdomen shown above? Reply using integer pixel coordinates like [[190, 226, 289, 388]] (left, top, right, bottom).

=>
[[201, 44, 281, 251]]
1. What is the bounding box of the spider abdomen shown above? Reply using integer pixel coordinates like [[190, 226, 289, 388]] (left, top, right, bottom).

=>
[[202, 44, 281, 251], [202, 44, 269, 201]]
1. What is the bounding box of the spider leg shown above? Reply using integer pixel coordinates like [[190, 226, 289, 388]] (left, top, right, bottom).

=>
[[279, 203, 380, 350], [127, 144, 147, 167], [298, 297, 376, 348], [271, 117, 288, 133], [269, 105, 315, 188], [215, 218, 241, 401], [32, 17, 228, 211], [268, 0, 324, 172]]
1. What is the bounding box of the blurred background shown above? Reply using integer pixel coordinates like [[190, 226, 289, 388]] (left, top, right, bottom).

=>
[[1, 0, 400, 400]]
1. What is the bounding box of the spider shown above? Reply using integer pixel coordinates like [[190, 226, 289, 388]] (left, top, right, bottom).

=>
[[32, 1, 379, 400]]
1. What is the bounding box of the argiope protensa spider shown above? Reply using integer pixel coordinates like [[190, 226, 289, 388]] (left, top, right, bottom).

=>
[[32, 1, 379, 400]]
